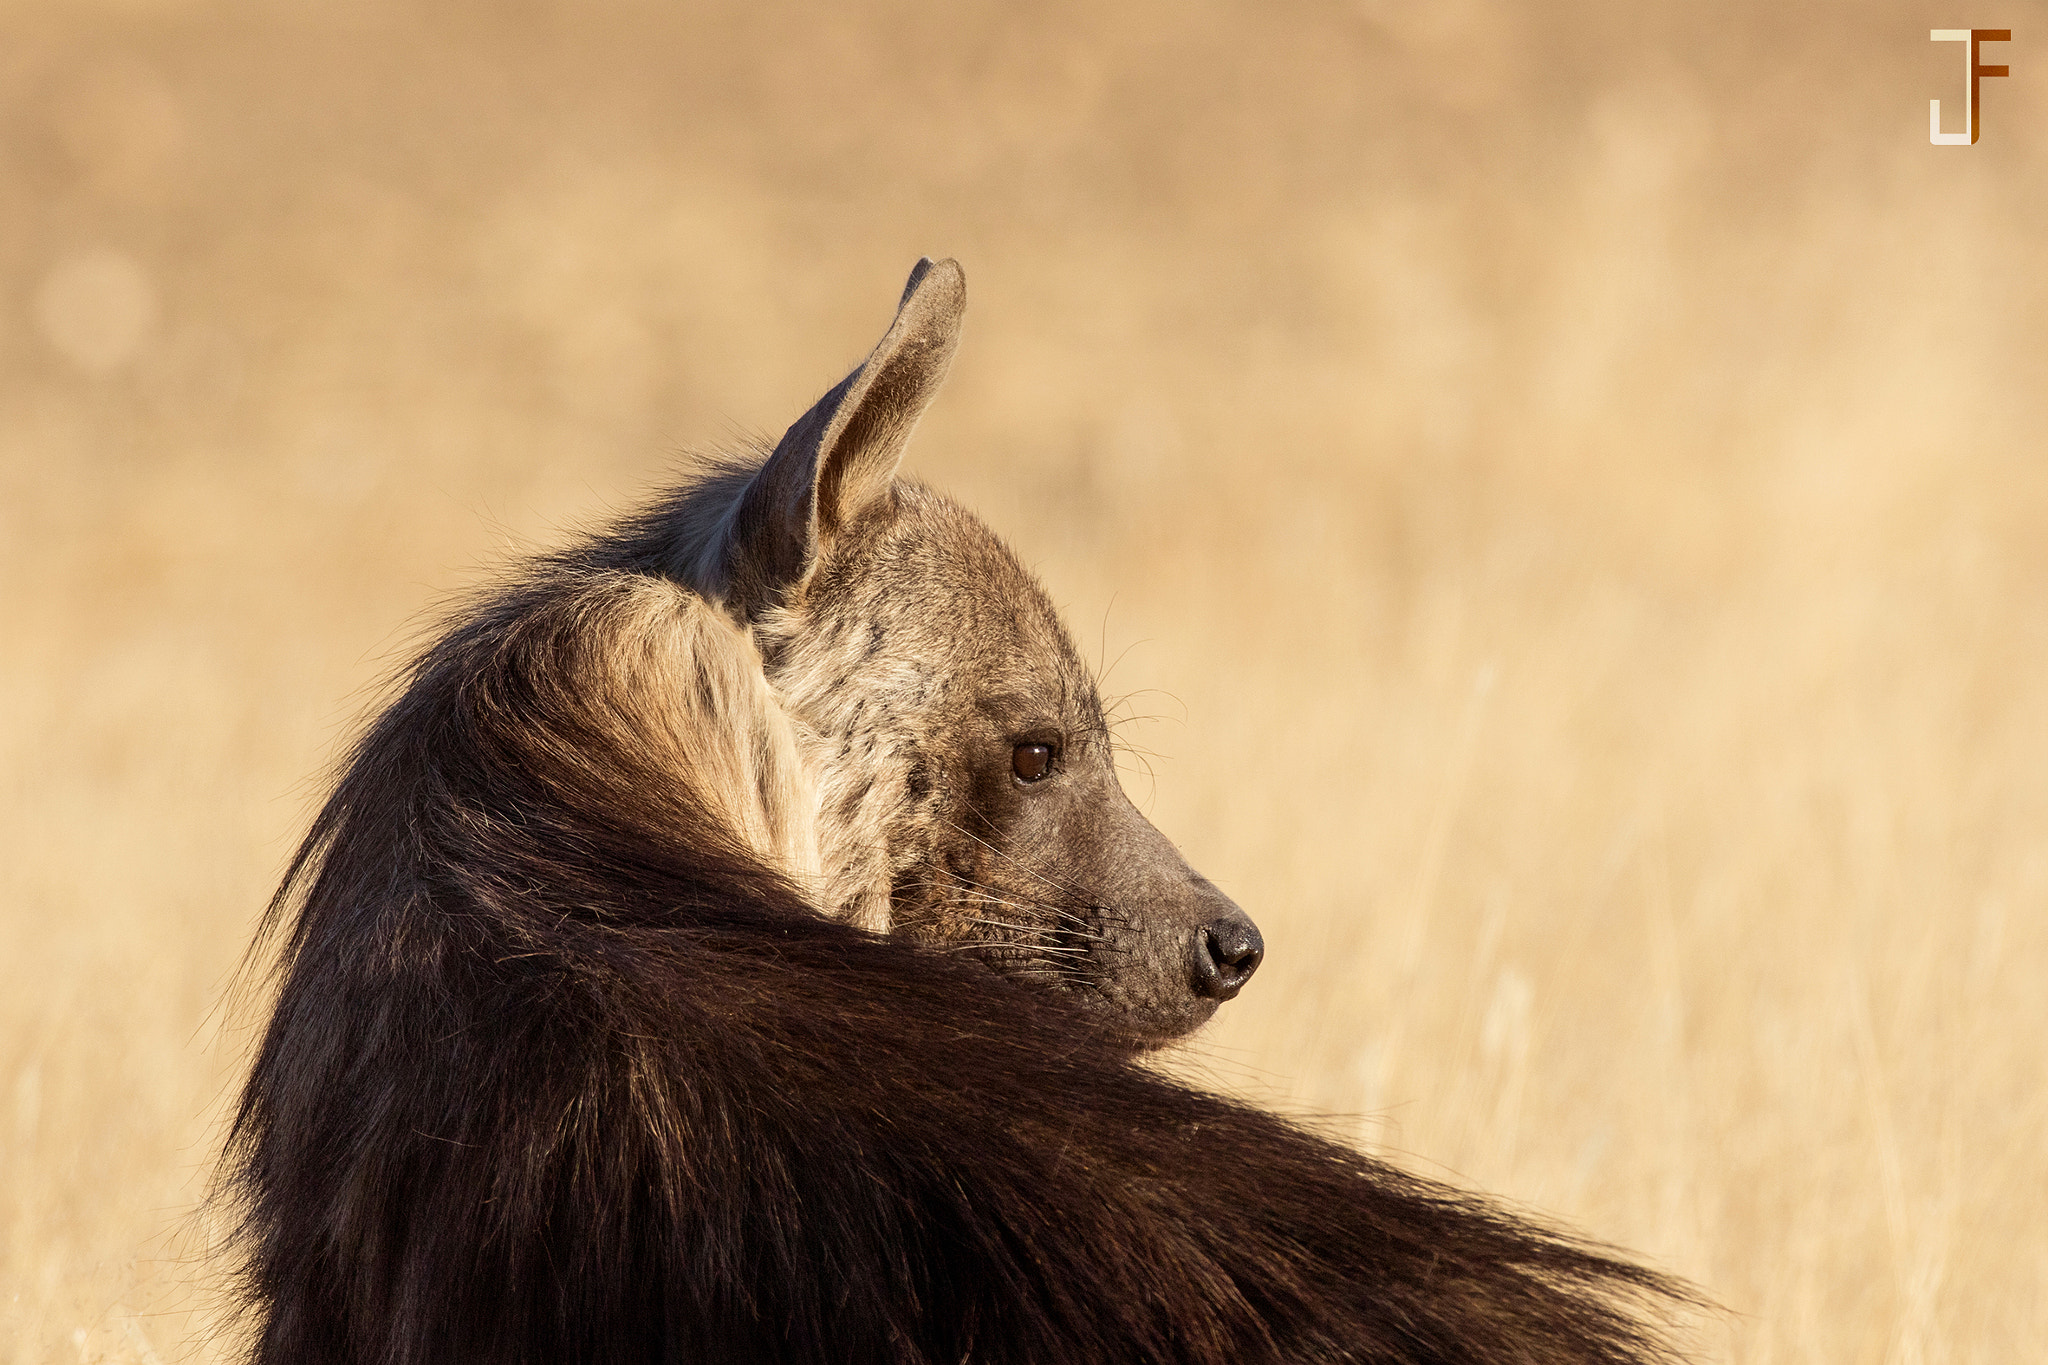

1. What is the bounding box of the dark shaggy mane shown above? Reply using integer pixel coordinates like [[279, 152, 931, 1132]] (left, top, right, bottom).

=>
[[222, 493, 1698, 1364]]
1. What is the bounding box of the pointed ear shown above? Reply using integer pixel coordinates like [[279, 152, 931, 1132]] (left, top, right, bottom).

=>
[[723, 257, 965, 613]]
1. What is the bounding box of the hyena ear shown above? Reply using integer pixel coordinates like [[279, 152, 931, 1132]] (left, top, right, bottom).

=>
[[723, 257, 966, 613]]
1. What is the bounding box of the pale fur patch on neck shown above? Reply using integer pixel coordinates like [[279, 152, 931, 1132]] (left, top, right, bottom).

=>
[[753, 597, 911, 935], [587, 573, 823, 899], [644, 456, 894, 931]]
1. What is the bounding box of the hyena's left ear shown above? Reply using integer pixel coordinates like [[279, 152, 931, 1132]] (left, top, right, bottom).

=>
[[723, 257, 965, 613]]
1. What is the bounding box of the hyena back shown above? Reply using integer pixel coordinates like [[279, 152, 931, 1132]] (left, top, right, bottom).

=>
[[225, 258, 1691, 1364]]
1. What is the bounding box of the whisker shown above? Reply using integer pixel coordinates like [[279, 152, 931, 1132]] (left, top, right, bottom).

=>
[[899, 869, 1044, 900], [894, 864, 1116, 951], [956, 921, 1103, 951], [958, 915, 1046, 934], [940, 819, 1095, 903], [903, 868, 1107, 926]]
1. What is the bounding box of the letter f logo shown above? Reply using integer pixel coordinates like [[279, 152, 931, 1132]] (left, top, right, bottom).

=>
[[1931, 29, 2012, 144]]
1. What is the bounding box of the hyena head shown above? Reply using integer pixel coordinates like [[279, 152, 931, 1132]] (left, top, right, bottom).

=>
[[686, 258, 1260, 1048]]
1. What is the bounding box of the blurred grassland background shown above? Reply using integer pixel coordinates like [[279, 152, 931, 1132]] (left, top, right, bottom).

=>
[[4, 0, 2046, 1359]]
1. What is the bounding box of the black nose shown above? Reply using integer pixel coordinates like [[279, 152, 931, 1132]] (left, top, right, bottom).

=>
[[1191, 914, 1264, 1001]]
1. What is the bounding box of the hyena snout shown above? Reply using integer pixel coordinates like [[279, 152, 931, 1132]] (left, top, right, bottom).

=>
[[1192, 909, 1264, 1001], [1082, 797, 1267, 1040]]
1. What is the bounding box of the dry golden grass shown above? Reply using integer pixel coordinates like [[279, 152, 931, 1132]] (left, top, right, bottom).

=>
[[4, 2, 2044, 1359]]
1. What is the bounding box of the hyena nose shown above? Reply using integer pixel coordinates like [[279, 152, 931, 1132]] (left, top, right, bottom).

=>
[[1191, 913, 1265, 1001]]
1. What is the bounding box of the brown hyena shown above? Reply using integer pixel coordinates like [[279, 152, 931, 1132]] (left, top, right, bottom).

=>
[[224, 258, 1691, 1364]]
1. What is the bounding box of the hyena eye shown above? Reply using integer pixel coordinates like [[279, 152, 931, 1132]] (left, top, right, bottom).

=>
[[1012, 743, 1053, 783]]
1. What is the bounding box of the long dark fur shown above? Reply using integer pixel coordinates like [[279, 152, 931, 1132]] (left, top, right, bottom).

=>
[[225, 259, 1695, 1363], [225, 542, 1692, 1365]]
